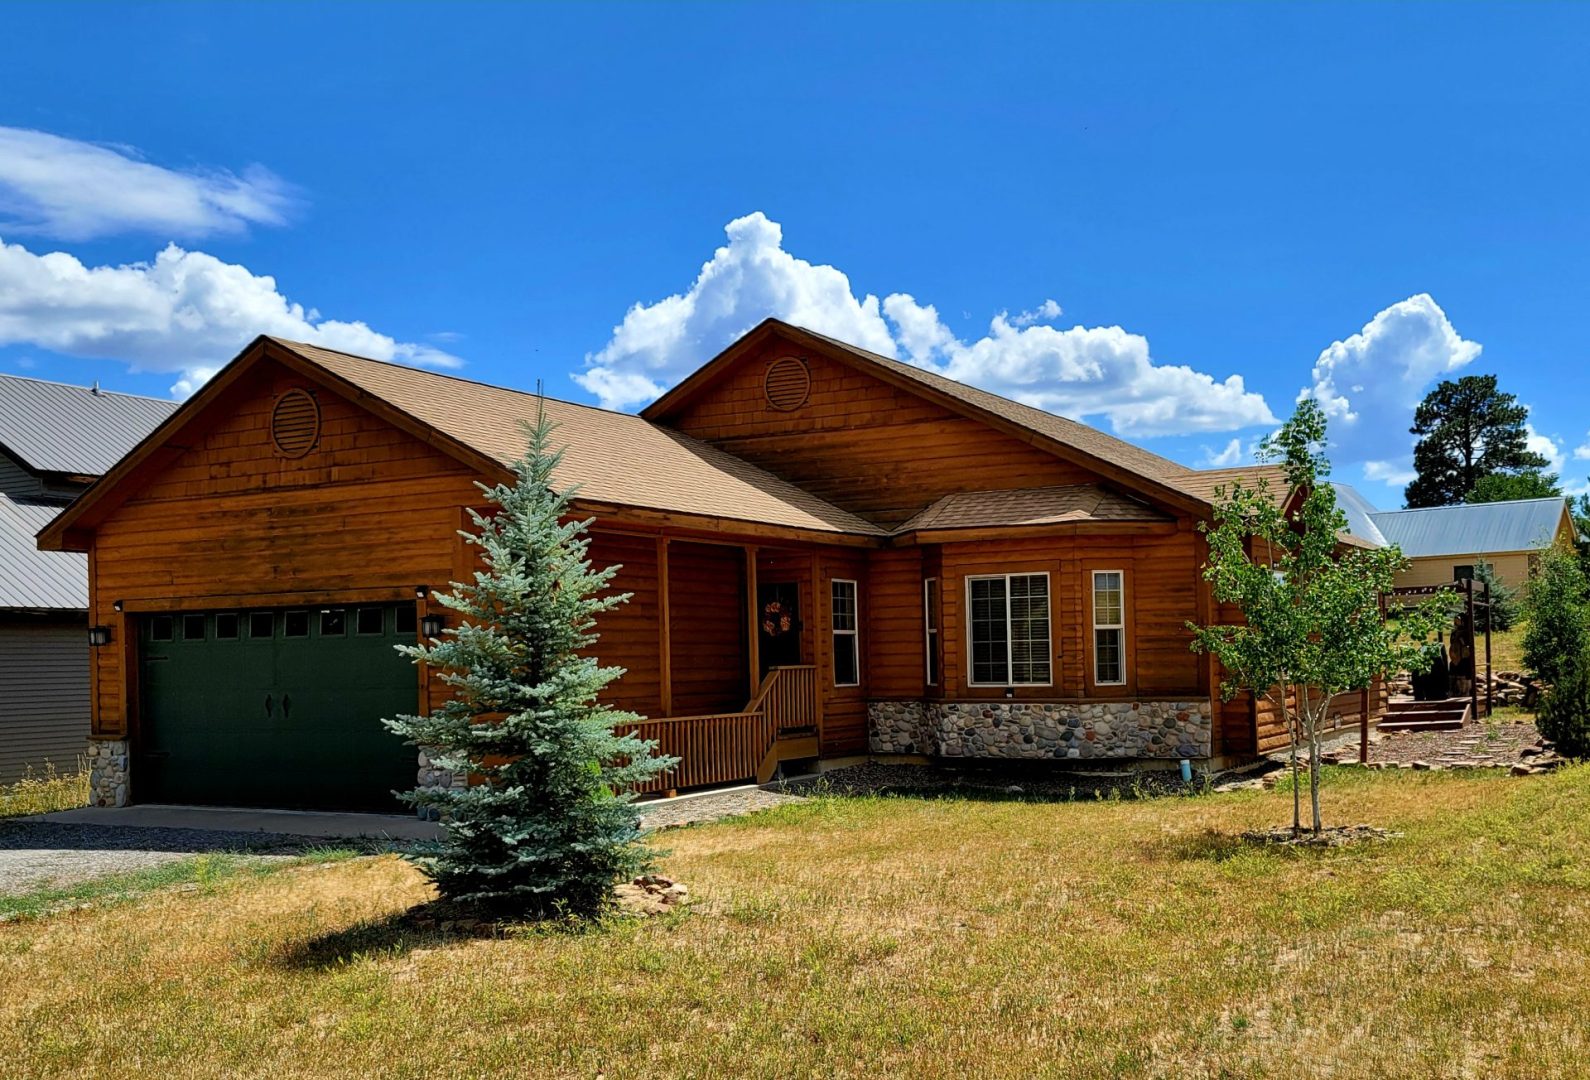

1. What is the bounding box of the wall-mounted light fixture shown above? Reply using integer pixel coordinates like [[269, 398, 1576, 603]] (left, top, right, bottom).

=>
[[420, 614, 444, 639], [88, 626, 113, 647], [414, 584, 430, 599], [112, 600, 124, 612], [1004, 686, 1015, 699]]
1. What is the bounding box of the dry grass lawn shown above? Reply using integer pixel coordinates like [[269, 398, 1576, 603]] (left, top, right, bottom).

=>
[[4, 767, 1590, 1078], [0, 766, 87, 819]]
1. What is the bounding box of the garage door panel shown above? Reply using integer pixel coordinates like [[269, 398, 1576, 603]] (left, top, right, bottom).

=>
[[138, 603, 418, 811]]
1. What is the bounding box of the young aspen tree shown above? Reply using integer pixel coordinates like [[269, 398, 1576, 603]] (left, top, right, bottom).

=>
[[1192, 400, 1448, 834]]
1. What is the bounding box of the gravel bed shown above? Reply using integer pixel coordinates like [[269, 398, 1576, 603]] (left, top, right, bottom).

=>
[[1363, 717, 1544, 769], [638, 787, 805, 830], [777, 761, 1206, 802], [0, 821, 375, 896]]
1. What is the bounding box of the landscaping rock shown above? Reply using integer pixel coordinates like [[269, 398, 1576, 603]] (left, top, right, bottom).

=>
[[614, 875, 689, 917]]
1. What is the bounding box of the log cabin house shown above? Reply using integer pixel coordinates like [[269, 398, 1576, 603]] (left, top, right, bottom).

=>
[[39, 319, 1386, 811]]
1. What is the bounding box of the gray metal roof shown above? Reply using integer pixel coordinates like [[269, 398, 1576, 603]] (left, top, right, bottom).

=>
[[0, 494, 85, 610], [1331, 483, 1388, 547], [1370, 497, 1571, 558], [0, 373, 178, 476]]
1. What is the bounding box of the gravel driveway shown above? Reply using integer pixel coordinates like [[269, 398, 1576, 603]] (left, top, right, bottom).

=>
[[0, 821, 331, 895]]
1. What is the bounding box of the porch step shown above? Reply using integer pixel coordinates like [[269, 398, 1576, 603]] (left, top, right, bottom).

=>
[[1379, 697, 1471, 732], [1378, 717, 1465, 732]]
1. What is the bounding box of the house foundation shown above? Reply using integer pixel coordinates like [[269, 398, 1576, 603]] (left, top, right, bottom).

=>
[[869, 700, 1213, 761], [87, 738, 130, 807]]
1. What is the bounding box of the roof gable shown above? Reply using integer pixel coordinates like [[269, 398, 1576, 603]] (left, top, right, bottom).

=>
[[642, 319, 1221, 516], [42, 336, 885, 551]]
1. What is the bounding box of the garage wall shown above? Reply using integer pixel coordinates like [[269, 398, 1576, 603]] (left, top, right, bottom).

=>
[[0, 615, 90, 781], [86, 359, 485, 739]]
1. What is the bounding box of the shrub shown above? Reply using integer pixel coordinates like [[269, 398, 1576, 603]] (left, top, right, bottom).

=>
[[1537, 651, 1590, 758], [1471, 561, 1519, 632], [1522, 544, 1590, 685]]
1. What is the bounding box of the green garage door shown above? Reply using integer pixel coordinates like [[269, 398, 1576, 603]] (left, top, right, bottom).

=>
[[138, 604, 419, 811]]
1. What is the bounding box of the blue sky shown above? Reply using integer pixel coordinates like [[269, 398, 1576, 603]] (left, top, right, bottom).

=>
[[2, 2, 1587, 508]]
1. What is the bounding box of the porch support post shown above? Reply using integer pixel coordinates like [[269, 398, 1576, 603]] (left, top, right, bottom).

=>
[[658, 537, 672, 717], [746, 545, 760, 696]]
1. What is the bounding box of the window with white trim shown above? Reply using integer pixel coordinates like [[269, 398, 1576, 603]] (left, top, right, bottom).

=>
[[831, 579, 860, 687], [967, 573, 1051, 685], [1092, 570, 1126, 686], [923, 577, 940, 686]]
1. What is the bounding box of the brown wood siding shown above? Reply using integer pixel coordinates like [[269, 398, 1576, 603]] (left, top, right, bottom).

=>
[[816, 549, 868, 755], [866, 546, 925, 700], [87, 361, 481, 738], [666, 541, 748, 716], [664, 344, 1102, 527], [937, 527, 1205, 702], [587, 532, 663, 719]]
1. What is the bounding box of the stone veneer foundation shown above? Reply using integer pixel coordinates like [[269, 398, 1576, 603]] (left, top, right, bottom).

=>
[[87, 738, 130, 807], [869, 699, 1213, 761]]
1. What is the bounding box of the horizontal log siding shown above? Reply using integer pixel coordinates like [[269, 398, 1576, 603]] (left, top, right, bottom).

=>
[[87, 361, 481, 737], [665, 344, 1102, 527], [816, 549, 869, 755], [937, 527, 1206, 701], [866, 546, 925, 699], [587, 533, 663, 719], [666, 541, 748, 717], [0, 616, 90, 781]]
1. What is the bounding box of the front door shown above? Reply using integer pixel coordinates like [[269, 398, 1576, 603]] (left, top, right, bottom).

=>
[[757, 582, 802, 673]]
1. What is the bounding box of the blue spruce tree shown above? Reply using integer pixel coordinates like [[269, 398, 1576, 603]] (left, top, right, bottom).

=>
[[385, 405, 676, 916]]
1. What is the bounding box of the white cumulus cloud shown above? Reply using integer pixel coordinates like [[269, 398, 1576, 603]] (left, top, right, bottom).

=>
[[576, 212, 896, 409], [1201, 438, 1245, 468], [0, 237, 459, 398], [1526, 422, 1565, 475], [1303, 294, 1481, 480], [883, 298, 1276, 437], [1574, 434, 1590, 462], [577, 212, 1277, 437], [0, 126, 294, 241], [1363, 460, 1418, 486]]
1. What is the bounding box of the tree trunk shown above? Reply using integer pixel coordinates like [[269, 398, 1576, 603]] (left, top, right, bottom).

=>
[[1279, 683, 1300, 837], [1309, 710, 1323, 834]]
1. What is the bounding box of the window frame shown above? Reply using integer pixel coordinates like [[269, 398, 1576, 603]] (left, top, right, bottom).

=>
[[830, 578, 861, 688], [923, 576, 940, 687], [965, 571, 1053, 688], [1090, 569, 1128, 688]]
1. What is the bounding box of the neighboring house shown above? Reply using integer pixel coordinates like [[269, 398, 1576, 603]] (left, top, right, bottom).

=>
[[41, 321, 1386, 811], [0, 375, 177, 781], [1366, 497, 1578, 591]]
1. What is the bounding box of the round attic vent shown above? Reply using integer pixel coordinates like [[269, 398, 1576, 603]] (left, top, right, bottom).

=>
[[763, 356, 812, 411], [270, 388, 322, 458]]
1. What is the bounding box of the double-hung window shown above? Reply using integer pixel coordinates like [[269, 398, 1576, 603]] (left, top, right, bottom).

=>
[[831, 579, 860, 687], [923, 577, 940, 686], [1092, 570, 1126, 686], [967, 573, 1050, 686]]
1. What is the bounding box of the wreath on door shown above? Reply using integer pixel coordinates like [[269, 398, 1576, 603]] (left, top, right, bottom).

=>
[[762, 599, 794, 638]]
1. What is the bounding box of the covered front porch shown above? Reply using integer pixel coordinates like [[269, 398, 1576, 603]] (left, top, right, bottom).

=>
[[617, 538, 829, 796]]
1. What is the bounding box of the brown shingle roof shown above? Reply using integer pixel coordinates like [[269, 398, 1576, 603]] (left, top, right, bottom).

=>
[[1172, 465, 1290, 505], [895, 485, 1173, 534], [271, 339, 886, 538]]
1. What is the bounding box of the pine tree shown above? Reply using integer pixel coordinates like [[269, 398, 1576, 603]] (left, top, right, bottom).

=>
[[385, 406, 676, 916], [1404, 375, 1548, 508]]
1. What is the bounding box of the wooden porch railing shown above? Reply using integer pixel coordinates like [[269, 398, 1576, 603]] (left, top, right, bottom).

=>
[[625, 665, 819, 795]]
